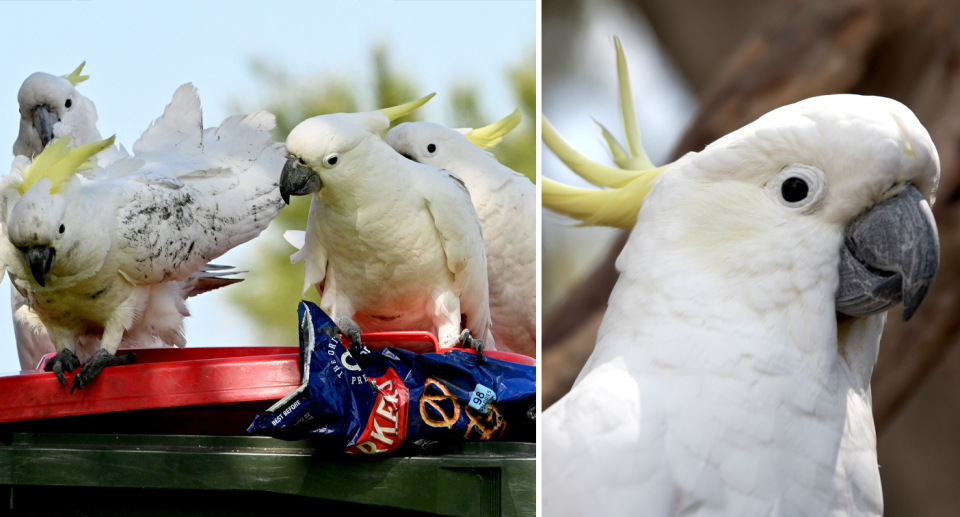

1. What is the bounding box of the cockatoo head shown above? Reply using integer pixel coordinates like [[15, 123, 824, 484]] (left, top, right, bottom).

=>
[[279, 94, 435, 204], [4, 136, 114, 287], [683, 95, 939, 320], [385, 108, 522, 167], [545, 94, 940, 322], [14, 63, 99, 158]]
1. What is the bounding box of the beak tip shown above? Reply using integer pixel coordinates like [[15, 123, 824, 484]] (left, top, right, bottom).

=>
[[24, 246, 55, 288], [281, 193, 290, 205], [901, 283, 932, 322]]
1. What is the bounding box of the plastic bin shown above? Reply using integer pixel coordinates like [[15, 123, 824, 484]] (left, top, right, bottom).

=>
[[0, 333, 536, 516]]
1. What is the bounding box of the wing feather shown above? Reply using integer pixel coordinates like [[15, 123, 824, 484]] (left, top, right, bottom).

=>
[[100, 86, 285, 284], [418, 168, 492, 341]]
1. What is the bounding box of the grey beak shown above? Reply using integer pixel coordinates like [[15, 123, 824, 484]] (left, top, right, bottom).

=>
[[23, 246, 56, 287], [279, 157, 322, 205], [33, 105, 59, 148], [836, 184, 939, 321]]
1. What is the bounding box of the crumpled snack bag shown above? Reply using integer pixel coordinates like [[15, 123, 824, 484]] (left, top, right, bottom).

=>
[[248, 301, 536, 453]]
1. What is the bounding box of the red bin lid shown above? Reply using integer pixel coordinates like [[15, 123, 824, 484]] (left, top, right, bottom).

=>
[[0, 331, 533, 424]]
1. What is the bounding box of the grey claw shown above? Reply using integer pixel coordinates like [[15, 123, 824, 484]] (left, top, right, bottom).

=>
[[69, 350, 137, 395], [45, 349, 80, 388], [336, 316, 365, 350], [458, 329, 485, 362]]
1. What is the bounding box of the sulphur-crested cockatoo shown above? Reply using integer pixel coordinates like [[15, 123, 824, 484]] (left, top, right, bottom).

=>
[[541, 38, 940, 516], [384, 110, 536, 358], [0, 83, 286, 391], [279, 95, 495, 352], [13, 62, 104, 159], [10, 62, 125, 370]]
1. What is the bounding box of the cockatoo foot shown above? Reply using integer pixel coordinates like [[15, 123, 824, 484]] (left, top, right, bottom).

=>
[[43, 349, 81, 387], [69, 349, 137, 394], [336, 316, 368, 354], [458, 329, 485, 362]]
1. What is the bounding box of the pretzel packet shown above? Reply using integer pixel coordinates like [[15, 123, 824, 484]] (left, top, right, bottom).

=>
[[247, 301, 536, 453]]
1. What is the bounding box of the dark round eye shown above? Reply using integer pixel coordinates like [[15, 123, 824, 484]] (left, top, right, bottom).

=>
[[65, 99, 72, 109], [781, 177, 808, 203], [427, 143, 437, 154], [59, 224, 65, 234], [322, 153, 341, 168]]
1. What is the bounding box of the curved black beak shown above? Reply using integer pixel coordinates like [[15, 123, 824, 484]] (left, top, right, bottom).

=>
[[23, 246, 56, 287], [279, 156, 322, 205], [836, 184, 939, 321], [33, 105, 59, 148]]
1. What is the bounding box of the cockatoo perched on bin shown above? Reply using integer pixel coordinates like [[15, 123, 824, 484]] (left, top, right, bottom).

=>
[[0, 83, 286, 392], [10, 62, 126, 370], [541, 38, 940, 516], [279, 95, 496, 353], [384, 110, 536, 358]]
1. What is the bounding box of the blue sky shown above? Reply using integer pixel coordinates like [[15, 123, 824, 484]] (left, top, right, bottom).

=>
[[0, 0, 535, 372]]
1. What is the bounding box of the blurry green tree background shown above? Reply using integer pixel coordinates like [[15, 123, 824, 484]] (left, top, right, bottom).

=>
[[229, 45, 535, 345]]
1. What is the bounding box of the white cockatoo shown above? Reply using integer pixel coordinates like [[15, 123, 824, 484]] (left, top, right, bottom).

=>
[[279, 95, 496, 352], [384, 110, 536, 358], [541, 39, 940, 516], [14, 62, 103, 159], [0, 83, 286, 391], [10, 62, 127, 370]]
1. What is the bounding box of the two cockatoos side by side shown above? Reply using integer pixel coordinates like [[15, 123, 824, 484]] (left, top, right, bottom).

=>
[[542, 37, 940, 516], [1, 82, 286, 391]]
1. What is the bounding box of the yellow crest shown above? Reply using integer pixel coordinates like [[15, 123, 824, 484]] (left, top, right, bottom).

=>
[[540, 36, 669, 229], [379, 93, 436, 122], [465, 108, 522, 149], [18, 135, 115, 195], [61, 61, 89, 87]]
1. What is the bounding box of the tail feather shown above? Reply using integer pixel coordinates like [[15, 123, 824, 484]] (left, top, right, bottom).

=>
[[181, 264, 246, 298]]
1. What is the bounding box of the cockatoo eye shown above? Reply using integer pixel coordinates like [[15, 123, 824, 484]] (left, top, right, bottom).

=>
[[766, 164, 827, 213], [425, 142, 438, 157], [781, 177, 808, 202], [322, 153, 341, 168], [58, 224, 65, 234], [65, 99, 72, 109]]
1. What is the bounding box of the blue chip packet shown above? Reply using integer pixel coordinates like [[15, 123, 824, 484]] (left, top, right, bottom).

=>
[[248, 301, 536, 453]]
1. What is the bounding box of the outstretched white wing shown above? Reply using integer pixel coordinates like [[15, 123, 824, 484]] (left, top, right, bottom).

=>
[[96, 83, 284, 284]]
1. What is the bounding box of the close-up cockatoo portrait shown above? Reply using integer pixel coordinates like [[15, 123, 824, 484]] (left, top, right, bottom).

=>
[[279, 95, 496, 353], [384, 110, 536, 357], [0, 83, 286, 392], [542, 38, 940, 516]]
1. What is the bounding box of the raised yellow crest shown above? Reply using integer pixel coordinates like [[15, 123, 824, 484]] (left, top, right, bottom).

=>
[[379, 93, 436, 122], [541, 36, 669, 229], [17, 135, 115, 195], [465, 108, 522, 149], [61, 61, 89, 87]]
